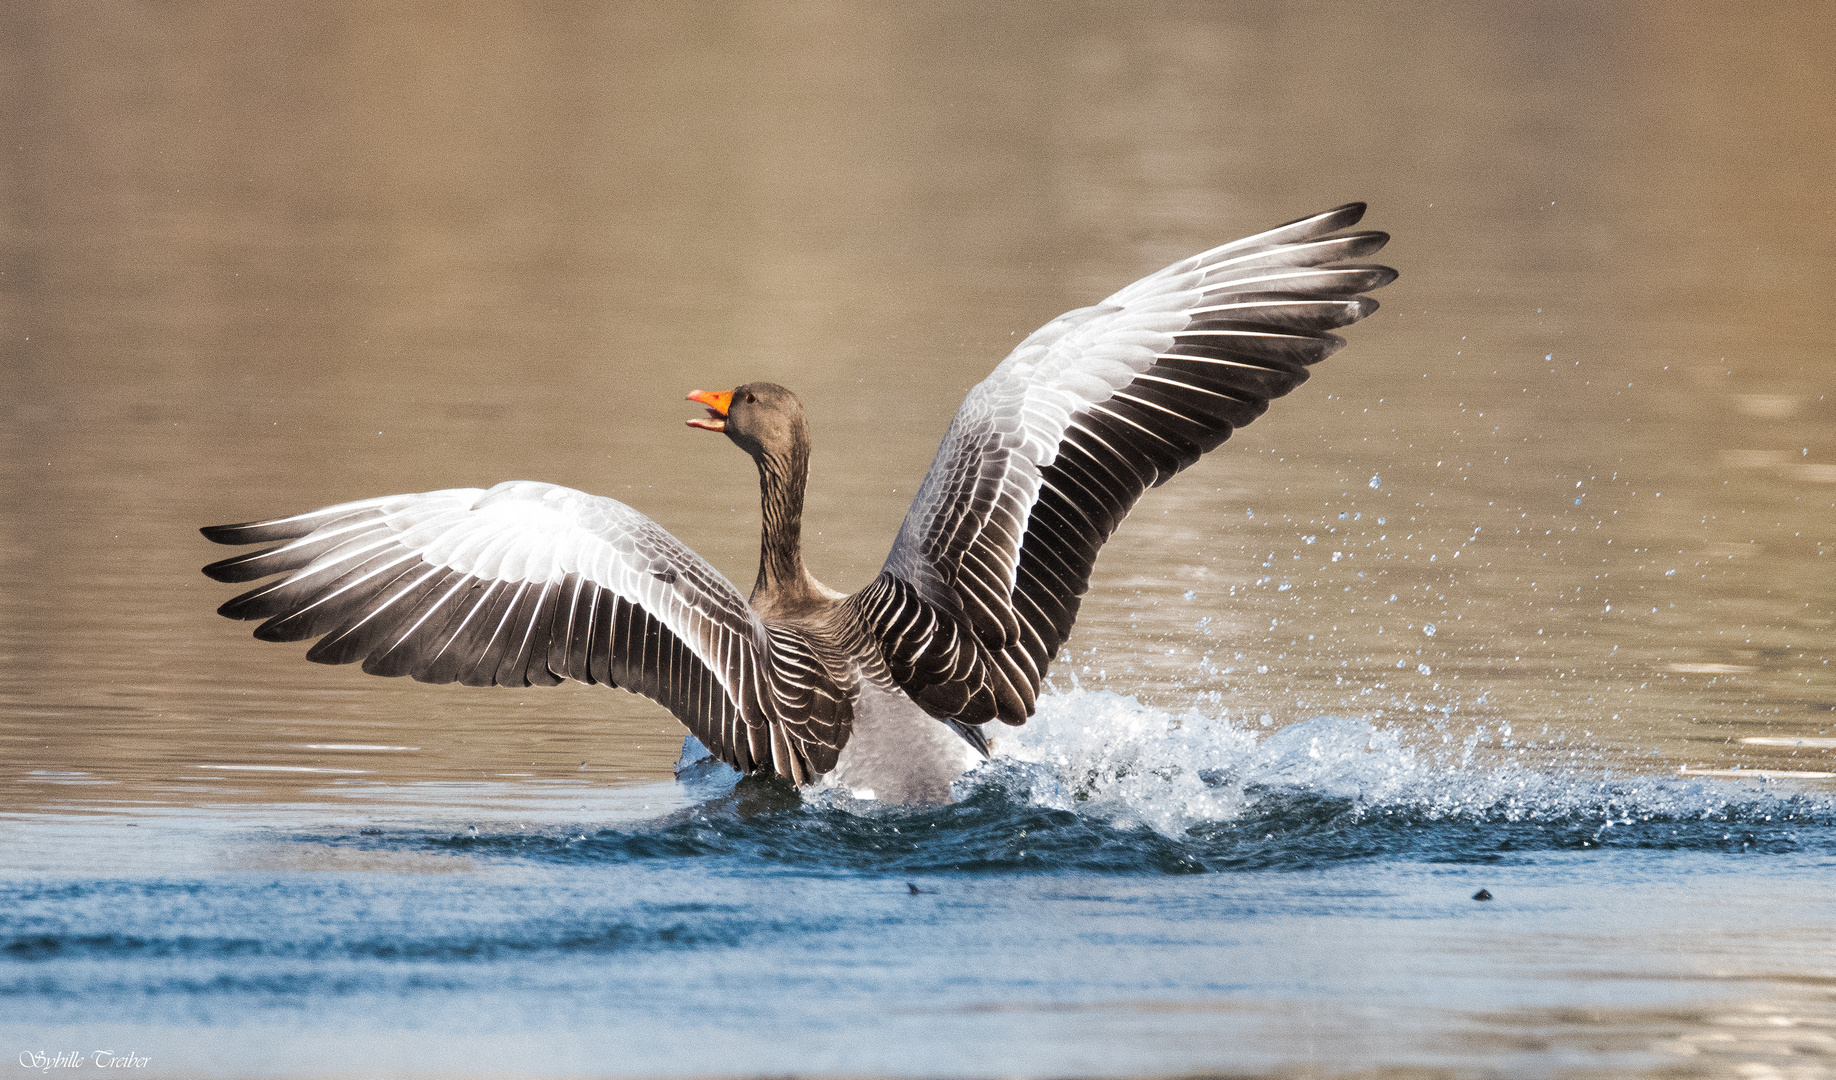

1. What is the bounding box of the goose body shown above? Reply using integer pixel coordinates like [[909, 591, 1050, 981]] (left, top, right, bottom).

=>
[[202, 204, 1397, 804]]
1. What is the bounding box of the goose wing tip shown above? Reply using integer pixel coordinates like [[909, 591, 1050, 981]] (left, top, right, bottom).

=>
[[201, 558, 244, 583], [1314, 201, 1367, 230], [200, 522, 248, 545]]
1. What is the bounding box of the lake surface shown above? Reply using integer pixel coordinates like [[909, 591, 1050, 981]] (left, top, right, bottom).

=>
[[3, 3, 1833, 1077]]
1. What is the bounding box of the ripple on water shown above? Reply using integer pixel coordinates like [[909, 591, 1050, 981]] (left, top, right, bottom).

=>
[[382, 689, 1836, 876], [5, 692, 1835, 1080]]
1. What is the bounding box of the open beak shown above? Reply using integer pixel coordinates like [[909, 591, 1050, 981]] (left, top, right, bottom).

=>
[[686, 389, 733, 432]]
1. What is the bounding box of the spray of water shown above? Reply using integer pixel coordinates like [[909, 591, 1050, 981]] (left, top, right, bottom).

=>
[[973, 689, 1836, 839]]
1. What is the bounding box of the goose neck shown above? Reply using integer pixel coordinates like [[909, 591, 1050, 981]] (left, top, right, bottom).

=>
[[752, 444, 819, 604]]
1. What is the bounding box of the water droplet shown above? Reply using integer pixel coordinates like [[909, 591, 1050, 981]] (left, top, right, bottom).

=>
[[1423, 624, 1437, 637], [1368, 474, 1381, 489]]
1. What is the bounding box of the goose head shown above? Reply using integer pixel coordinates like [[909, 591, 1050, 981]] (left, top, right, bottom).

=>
[[686, 382, 807, 461]]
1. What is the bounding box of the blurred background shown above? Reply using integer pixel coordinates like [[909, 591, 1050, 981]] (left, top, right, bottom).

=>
[[2, 1, 1832, 810]]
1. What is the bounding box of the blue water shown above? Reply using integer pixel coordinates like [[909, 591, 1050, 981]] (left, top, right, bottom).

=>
[[7, 694, 1836, 1078]]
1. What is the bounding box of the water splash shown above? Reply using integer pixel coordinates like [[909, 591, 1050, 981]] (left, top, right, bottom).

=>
[[984, 690, 1835, 841], [498, 691, 1836, 877]]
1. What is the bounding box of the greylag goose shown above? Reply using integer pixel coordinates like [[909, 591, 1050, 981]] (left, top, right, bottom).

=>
[[202, 204, 1396, 803]]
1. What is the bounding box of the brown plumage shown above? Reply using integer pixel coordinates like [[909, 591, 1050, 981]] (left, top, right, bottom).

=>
[[203, 204, 1397, 803]]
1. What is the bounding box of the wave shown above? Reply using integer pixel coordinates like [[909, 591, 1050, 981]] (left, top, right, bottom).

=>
[[7, 693, 1834, 990], [988, 689, 1836, 837], [414, 690, 1836, 875]]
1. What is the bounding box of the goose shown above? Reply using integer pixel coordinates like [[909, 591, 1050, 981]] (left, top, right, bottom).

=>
[[202, 203, 1396, 804]]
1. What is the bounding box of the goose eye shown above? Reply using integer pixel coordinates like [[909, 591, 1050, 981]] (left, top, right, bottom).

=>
[[745, 392, 757, 403]]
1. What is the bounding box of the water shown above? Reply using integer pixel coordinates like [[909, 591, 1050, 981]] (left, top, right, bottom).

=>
[[8, 700, 1836, 1077], [4, 3, 1835, 1077]]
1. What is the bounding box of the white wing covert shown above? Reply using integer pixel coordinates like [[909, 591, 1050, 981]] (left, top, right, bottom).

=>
[[202, 481, 845, 780], [859, 203, 1397, 726]]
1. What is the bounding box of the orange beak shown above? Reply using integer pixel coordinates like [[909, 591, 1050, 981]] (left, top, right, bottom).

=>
[[686, 389, 733, 431]]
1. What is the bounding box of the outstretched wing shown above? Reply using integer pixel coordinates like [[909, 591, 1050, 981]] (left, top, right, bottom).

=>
[[859, 203, 1396, 725], [201, 480, 846, 781]]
